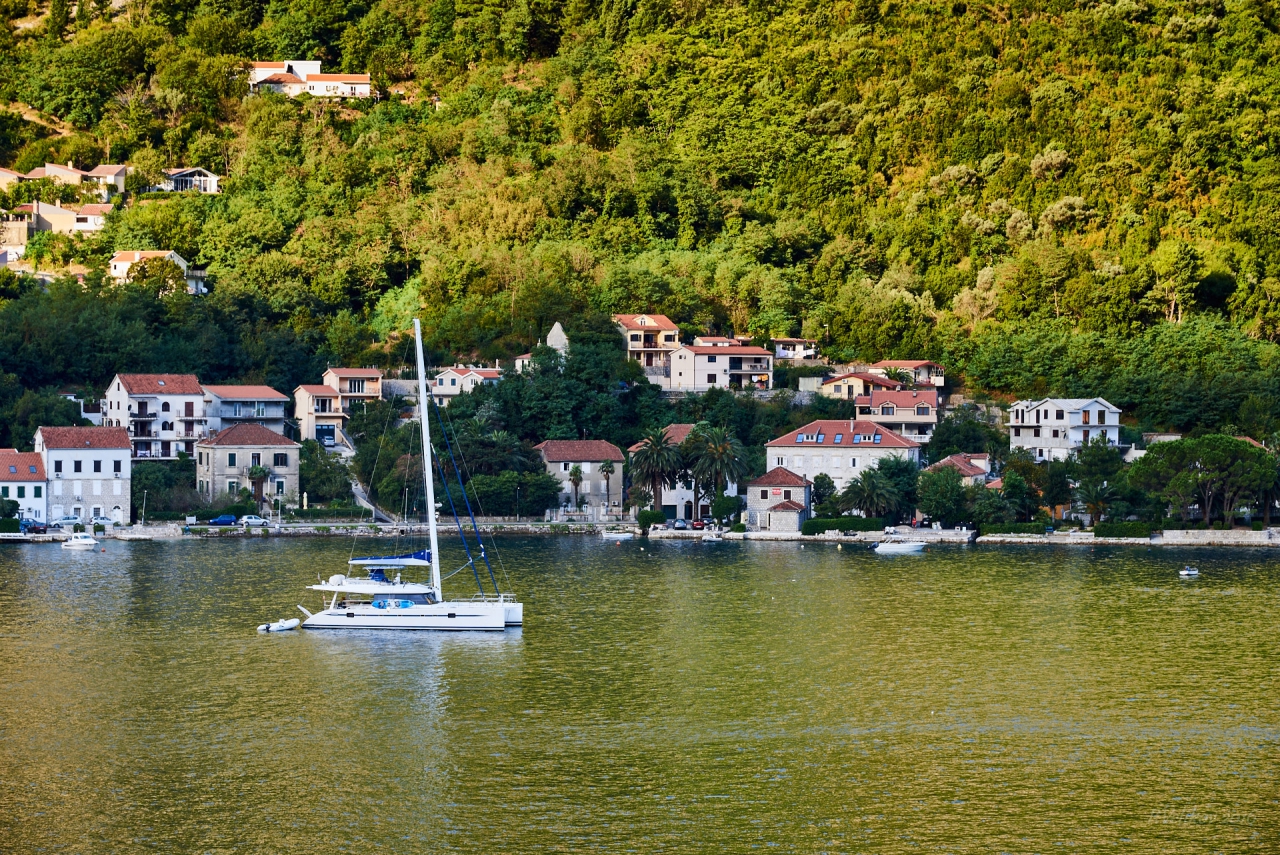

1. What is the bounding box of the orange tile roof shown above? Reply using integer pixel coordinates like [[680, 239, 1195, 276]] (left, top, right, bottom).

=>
[[0, 452, 45, 481], [296, 385, 339, 396], [116, 373, 203, 395], [767, 499, 807, 512], [614, 313, 680, 331], [534, 440, 624, 463], [628, 423, 695, 452], [767, 420, 920, 449], [747, 467, 811, 487], [199, 423, 298, 447], [203, 385, 288, 400], [326, 368, 382, 377], [37, 426, 131, 449]]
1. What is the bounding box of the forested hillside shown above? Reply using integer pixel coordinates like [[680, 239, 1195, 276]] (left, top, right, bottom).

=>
[[3, 0, 1280, 439]]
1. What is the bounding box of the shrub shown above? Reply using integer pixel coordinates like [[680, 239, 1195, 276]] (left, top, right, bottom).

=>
[[1094, 521, 1156, 538], [979, 522, 1046, 535], [0, 518, 18, 533], [637, 510, 666, 532], [1252, 521, 1264, 531], [730, 523, 746, 533], [93, 524, 105, 534], [73, 523, 85, 532], [801, 517, 884, 535]]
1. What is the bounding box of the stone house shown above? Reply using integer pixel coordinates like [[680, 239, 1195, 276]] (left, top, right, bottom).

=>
[[195, 423, 300, 508], [744, 468, 812, 532], [533, 439, 625, 512]]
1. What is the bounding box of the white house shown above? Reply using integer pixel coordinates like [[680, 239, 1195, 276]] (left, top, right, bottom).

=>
[[34, 426, 132, 524], [667, 342, 773, 392], [202, 385, 290, 434], [627, 423, 741, 520], [868, 360, 946, 387], [765, 419, 921, 491], [73, 203, 113, 233], [101, 374, 207, 459], [155, 167, 220, 194], [515, 321, 570, 373], [615, 313, 682, 376], [1008, 398, 1123, 461], [819, 371, 905, 400], [109, 251, 207, 294], [431, 366, 502, 406], [0, 450, 47, 521], [773, 338, 818, 360], [534, 439, 625, 514], [856, 388, 940, 444], [249, 62, 372, 98]]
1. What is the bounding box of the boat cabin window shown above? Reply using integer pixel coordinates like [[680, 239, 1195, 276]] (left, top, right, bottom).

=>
[[372, 594, 433, 606]]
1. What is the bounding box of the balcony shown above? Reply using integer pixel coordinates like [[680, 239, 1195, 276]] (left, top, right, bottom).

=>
[[130, 412, 158, 420]]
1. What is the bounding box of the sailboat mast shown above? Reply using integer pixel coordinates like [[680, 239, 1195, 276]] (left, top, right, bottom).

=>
[[412, 319, 442, 597]]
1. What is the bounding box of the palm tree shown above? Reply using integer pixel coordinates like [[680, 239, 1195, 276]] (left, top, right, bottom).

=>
[[599, 459, 615, 508], [569, 464, 584, 509], [630, 426, 681, 511], [841, 469, 902, 520], [882, 367, 913, 385], [1074, 480, 1116, 524], [690, 426, 751, 502]]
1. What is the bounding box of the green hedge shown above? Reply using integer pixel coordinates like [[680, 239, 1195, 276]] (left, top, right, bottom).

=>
[[0, 518, 18, 533], [801, 517, 884, 535], [1094, 521, 1156, 538], [286, 507, 368, 520], [979, 523, 1048, 536]]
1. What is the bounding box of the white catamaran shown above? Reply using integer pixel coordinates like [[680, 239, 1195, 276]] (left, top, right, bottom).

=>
[[298, 319, 523, 631]]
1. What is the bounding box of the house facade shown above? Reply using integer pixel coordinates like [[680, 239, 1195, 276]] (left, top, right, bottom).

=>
[[819, 371, 905, 400], [156, 167, 221, 194], [744, 468, 811, 532], [774, 338, 817, 360], [614, 314, 681, 374], [868, 360, 946, 387], [667, 343, 774, 392], [34, 426, 132, 524], [431, 366, 502, 406], [924, 452, 991, 486], [101, 373, 207, 459], [0, 450, 47, 521], [249, 62, 372, 98], [294, 385, 344, 446], [627, 424, 741, 520], [1008, 398, 1123, 460], [765, 419, 921, 492], [533, 439, 625, 513], [196, 423, 300, 509], [109, 251, 206, 294], [856, 388, 940, 444], [202, 385, 289, 434], [322, 368, 382, 413]]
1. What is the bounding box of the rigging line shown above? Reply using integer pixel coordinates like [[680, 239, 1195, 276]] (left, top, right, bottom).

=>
[[347, 383, 399, 561], [437, 400, 513, 590], [431, 395, 499, 595], [432, 434, 486, 595]]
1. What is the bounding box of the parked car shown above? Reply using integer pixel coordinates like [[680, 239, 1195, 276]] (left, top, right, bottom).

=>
[[19, 519, 47, 534], [239, 515, 270, 526], [672, 519, 688, 530], [89, 516, 115, 527], [50, 515, 81, 529], [691, 520, 706, 530], [208, 514, 238, 526]]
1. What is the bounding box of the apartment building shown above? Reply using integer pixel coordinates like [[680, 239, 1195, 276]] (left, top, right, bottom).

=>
[[667, 338, 774, 392], [195, 424, 300, 507], [614, 314, 681, 373], [856, 388, 939, 444], [294, 385, 344, 446], [34, 426, 132, 524], [533, 440, 625, 512], [202, 385, 289, 434], [1008, 398, 1123, 460], [765, 419, 921, 491], [101, 374, 207, 459]]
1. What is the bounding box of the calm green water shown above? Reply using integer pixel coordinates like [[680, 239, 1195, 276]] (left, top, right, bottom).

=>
[[1, 536, 1277, 852]]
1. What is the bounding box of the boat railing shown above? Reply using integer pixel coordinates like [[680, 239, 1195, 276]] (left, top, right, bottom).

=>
[[460, 592, 518, 603]]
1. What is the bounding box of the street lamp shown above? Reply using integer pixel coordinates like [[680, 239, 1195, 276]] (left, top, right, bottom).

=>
[[141, 489, 147, 527]]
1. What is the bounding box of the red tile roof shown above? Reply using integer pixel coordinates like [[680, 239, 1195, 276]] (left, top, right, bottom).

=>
[[87, 164, 126, 177], [614, 313, 680, 331], [747, 467, 810, 487], [0, 452, 45, 481], [77, 204, 113, 216], [199, 423, 298, 447], [296, 385, 338, 396], [822, 372, 905, 389], [773, 338, 817, 344], [628, 424, 696, 453], [261, 73, 303, 84], [986, 478, 1003, 490], [37, 426, 131, 449], [203, 385, 288, 400], [859, 389, 939, 409], [325, 368, 382, 377], [115, 374, 203, 395], [767, 420, 920, 449], [925, 453, 988, 478], [767, 499, 807, 512], [534, 440, 624, 463]]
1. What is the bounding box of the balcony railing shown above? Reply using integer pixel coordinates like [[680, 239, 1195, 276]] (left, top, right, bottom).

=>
[[130, 412, 158, 420]]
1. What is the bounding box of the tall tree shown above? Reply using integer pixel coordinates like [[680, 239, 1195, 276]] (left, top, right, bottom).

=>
[[629, 427, 681, 512]]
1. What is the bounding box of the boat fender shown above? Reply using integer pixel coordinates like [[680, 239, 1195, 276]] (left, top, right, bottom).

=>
[[328, 574, 346, 585], [297, 605, 313, 618]]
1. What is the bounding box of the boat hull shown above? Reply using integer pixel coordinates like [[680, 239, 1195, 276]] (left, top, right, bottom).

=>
[[302, 600, 511, 631], [874, 542, 926, 554]]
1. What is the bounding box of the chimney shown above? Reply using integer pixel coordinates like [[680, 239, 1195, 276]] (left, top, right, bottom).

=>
[[67, 161, 74, 169]]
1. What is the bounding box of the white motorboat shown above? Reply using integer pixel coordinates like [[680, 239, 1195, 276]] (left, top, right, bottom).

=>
[[701, 532, 723, 542], [1179, 566, 1199, 578], [300, 318, 522, 632], [61, 533, 99, 550], [601, 530, 634, 540], [873, 539, 926, 554]]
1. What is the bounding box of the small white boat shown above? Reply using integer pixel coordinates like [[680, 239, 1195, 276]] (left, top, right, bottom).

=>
[[701, 532, 723, 542], [258, 618, 300, 632], [601, 530, 634, 540], [1179, 566, 1199, 578], [874, 539, 926, 554], [61, 533, 99, 550]]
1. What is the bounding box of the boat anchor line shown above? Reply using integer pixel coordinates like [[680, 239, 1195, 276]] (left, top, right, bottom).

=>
[[286, 318, 524, 633]]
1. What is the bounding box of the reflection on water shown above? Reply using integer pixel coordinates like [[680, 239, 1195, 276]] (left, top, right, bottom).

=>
[[1, 536, 1277, 851]]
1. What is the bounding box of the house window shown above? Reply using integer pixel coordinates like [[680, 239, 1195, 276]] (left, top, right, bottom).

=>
[[831, 457, 841, 468], [276, 480, 285, 495], [274, 453, 288, 467], [707, 375, 717, 384], [74, 460, 82, 473], [350, 379, 365, 394], [0, 487, 6, 497], [783, 490, 792, 500], [1082, 429, 1090, 441], [198, 452, 203, 465], [34, 486, 41, 498], [228, 452, 237, 467], [916, 405, 929, 416], [1097, 410, 1106, 424], [450, 378, 457, 386], [1056, 410, 1064, 419], [562, 462, 571, 472], [1052, 429, 1059, 438], [1014, 410, 1022, 423], [54, 460, 62, 473], [834, 433, 843, 443], [1013, 428, 1021, 437], [707, 355, 717, 363], [760, 490, 768, 500], [114, 460, 121, 473], [16, 486, 24, 498], [1033, 428, 1041, 438], [630, 334, 640, 342], [1082, 410, 1091, 425], [774, 457, 784, 466], [251, 453, 261, 467], [94, 460, 102, 473], [881, 406, 895, 416], [162, 402, 170, 412], [227, 480, 239, 494]]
